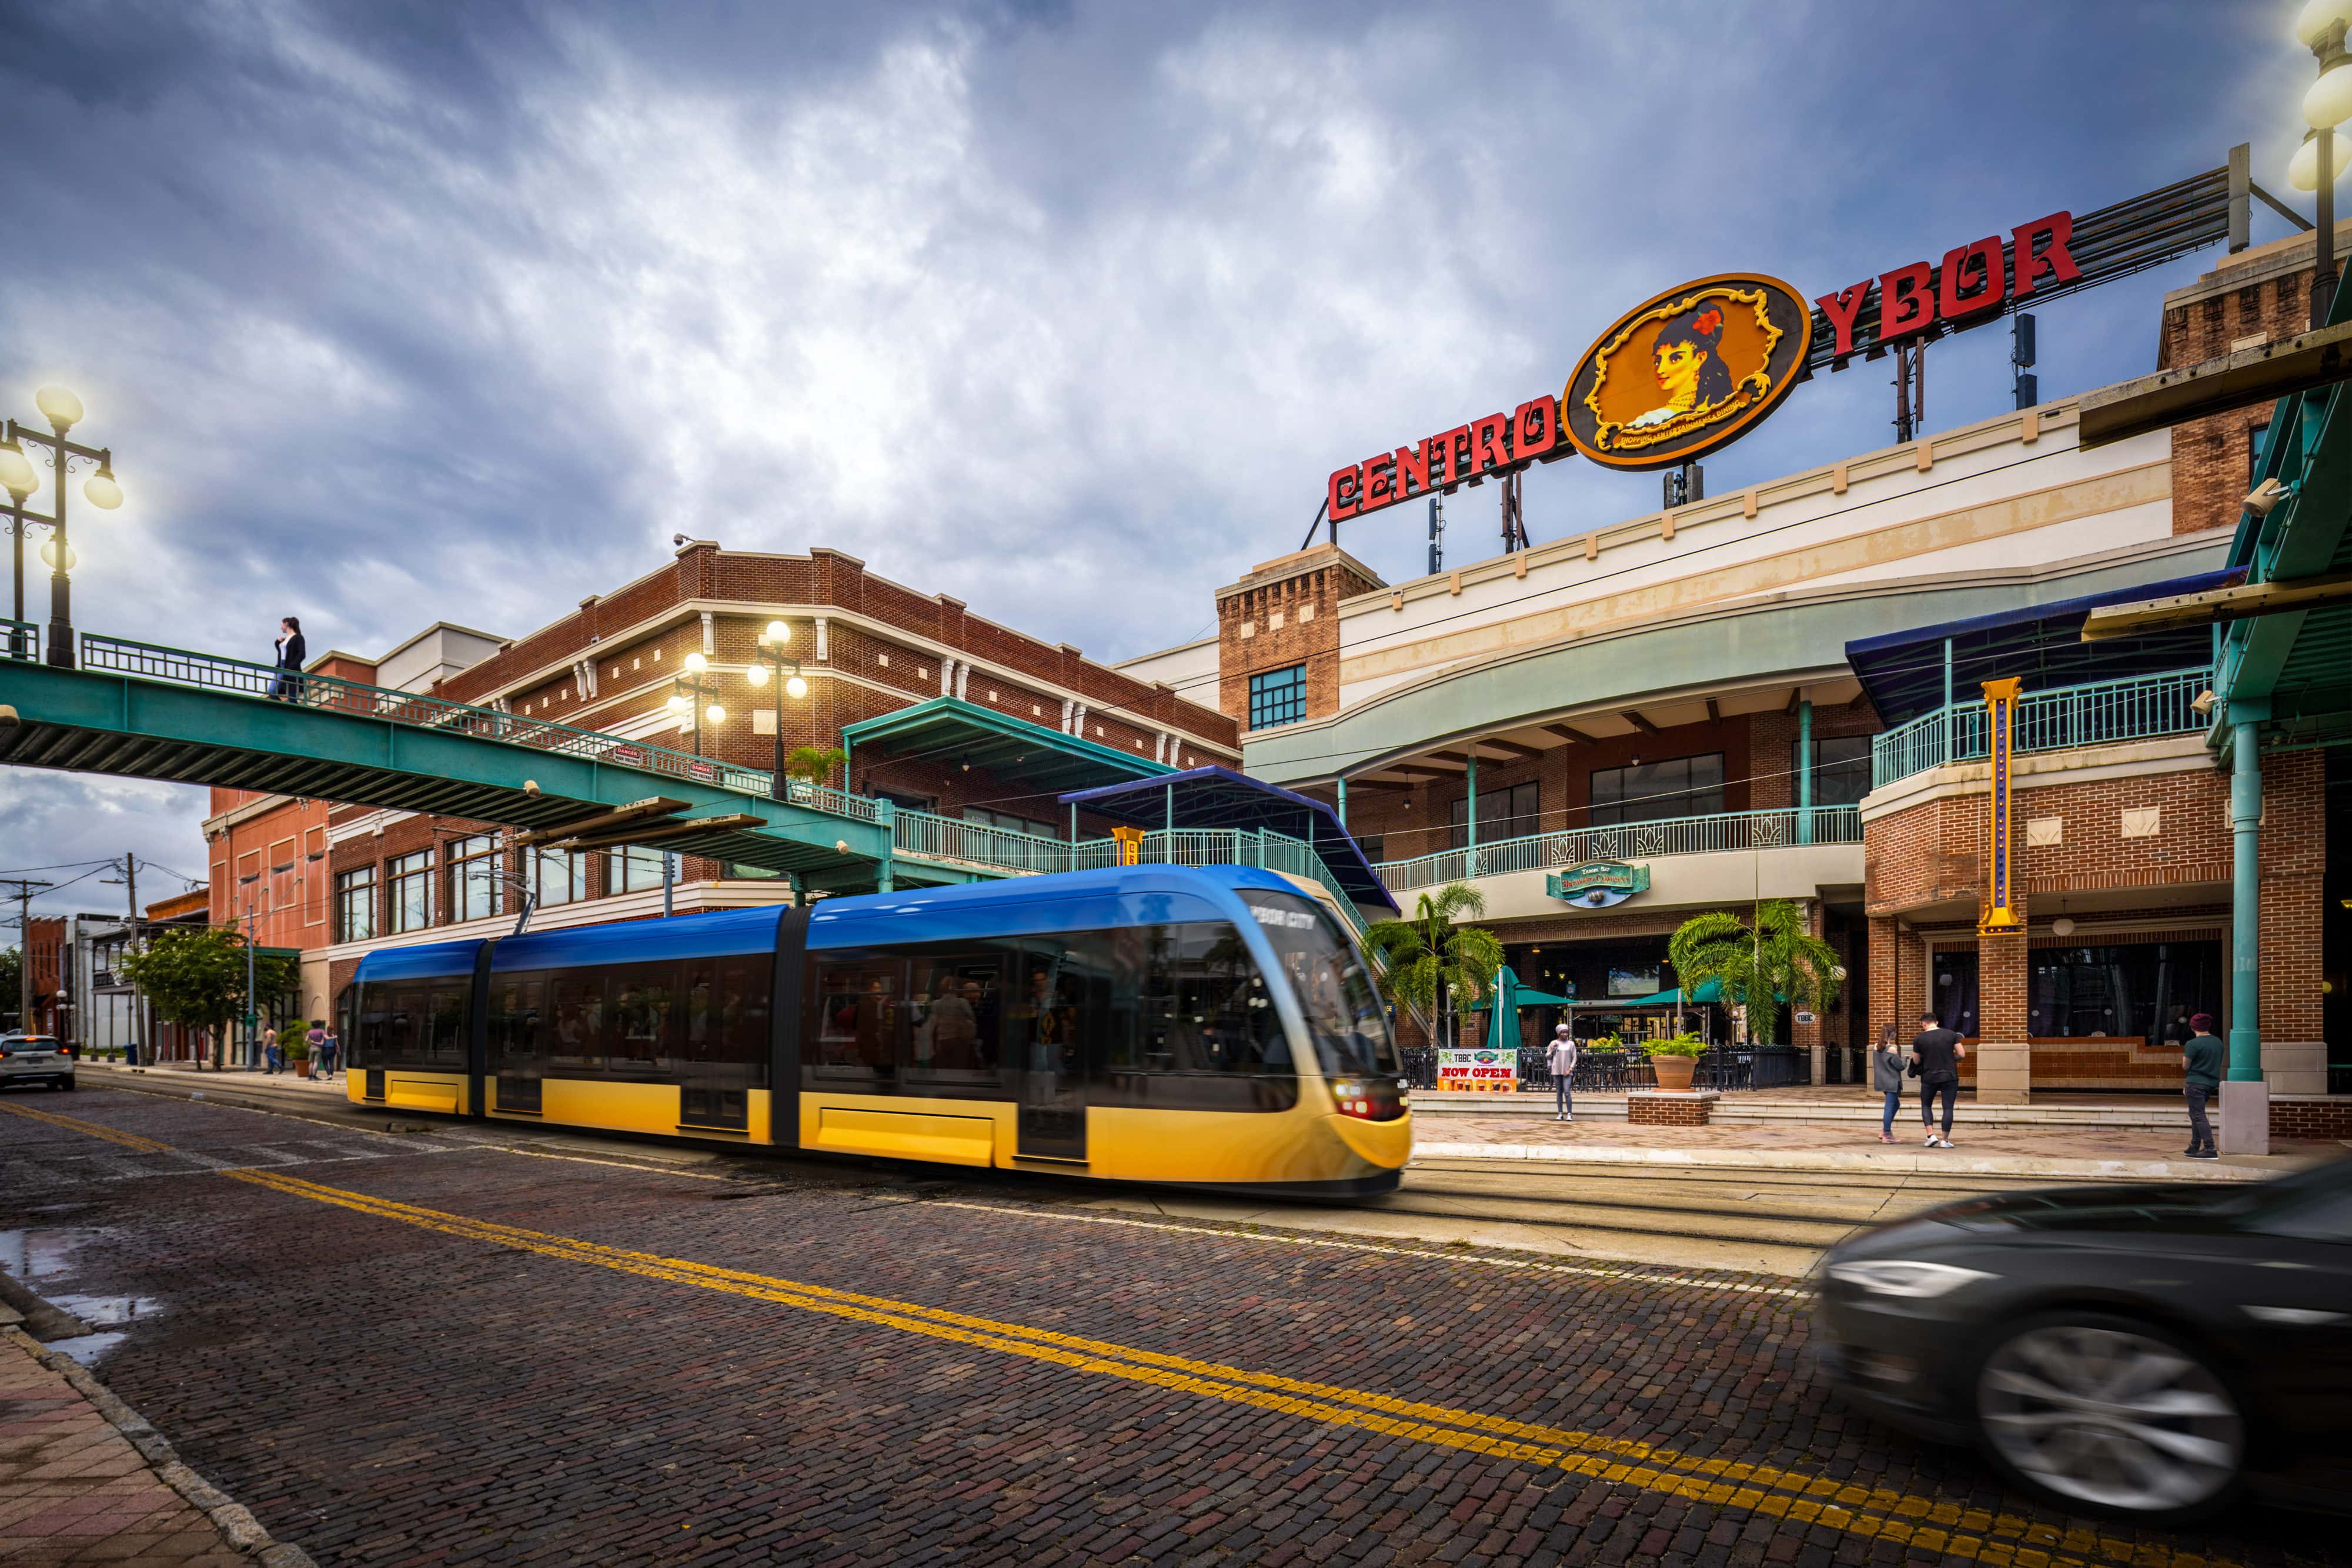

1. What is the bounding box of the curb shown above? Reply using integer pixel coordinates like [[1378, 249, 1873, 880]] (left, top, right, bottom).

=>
[[1410, 1141, 2277, 1182], [4, 1326, 319, 1567]]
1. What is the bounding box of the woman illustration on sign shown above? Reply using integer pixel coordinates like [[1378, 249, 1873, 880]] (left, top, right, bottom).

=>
[[1629, 302, 1738, 429]]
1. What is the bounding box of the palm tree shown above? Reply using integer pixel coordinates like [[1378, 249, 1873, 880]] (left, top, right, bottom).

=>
[[1362, 882, 1507, 1050], [1667, 899, 1841, 1047], [785, 745, 848, 789]]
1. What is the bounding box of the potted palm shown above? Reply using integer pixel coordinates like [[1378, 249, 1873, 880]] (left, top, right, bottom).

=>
[[1666, 899, 1842, 1050], [1643, 1032, 1708, 1092], [286, 1036, 312, 1078]]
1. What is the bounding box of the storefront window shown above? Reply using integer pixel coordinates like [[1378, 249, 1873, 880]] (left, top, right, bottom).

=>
[[1450, 783, 1539, 847], [1929, 950, 1979, 1035], [1791, 736, 1873, 808], [1590, 753, 1723, 826], [2030, 941, 2222, 1045]]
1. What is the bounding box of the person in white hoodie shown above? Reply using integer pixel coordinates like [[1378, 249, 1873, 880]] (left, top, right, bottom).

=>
[[1547, 1023, 1579, 1121]]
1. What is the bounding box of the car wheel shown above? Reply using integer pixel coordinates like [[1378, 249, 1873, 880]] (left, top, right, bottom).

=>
[[59, 1076, 74, 1092], [1972, 1312, 2244, 1522]]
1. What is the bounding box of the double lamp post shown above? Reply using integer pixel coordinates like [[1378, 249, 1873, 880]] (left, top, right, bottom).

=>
[[0, 385, 123, 668], [666, 621, 807, 800]]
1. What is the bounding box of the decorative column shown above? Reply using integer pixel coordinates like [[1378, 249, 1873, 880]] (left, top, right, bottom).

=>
[[1797, 698, 1813, 845], [1975, 679, 2030, 1104], [2221, 712, 2270, 1154]]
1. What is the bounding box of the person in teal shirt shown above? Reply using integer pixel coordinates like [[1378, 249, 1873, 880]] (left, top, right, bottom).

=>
[[2182, 1012, 2223, 1160]]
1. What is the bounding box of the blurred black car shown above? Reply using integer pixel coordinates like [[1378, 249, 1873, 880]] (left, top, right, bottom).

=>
[[1815, 1156, 2351, 1522]]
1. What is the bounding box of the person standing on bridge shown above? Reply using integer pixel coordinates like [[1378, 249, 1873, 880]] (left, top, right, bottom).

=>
[[271, 616, 306, 701], [1547, 1022, 1578, 1121]]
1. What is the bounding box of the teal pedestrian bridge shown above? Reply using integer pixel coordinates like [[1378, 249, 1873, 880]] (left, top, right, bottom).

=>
[[0, 624, 1364, 916]]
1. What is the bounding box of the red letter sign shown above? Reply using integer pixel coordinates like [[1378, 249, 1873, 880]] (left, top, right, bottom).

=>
[[2012, 212, 2081, 297], [1513, 396, 1558, 460], [1471, 414, 1511, 474], [1938, 237, 2005, 321], [1816, 281, 1872, 359], [1362, 455, 1397, 508], [1431, 425, 1471, 486], [1394, 439, 1430, 497], [1328, 463, 1363, 520], [1878, 262, 1936, 341]]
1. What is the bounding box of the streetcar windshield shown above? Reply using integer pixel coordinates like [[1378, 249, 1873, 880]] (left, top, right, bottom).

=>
[[1241, 892, 1399, 1078]]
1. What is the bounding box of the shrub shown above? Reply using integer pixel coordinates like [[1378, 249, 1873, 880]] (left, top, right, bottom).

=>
[[1644, 1033, 1709, 1058]]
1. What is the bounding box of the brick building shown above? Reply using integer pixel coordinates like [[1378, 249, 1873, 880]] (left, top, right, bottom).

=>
[[313, 542, 1238, 1010]]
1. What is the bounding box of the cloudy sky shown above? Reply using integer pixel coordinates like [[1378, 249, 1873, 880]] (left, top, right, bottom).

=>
[[0, 0, 2317, 924]]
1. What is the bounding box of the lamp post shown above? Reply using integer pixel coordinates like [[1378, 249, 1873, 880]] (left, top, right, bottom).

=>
[[667, 650, 727, 757], [4, 386, 123, 669], [744, 619, 808, 801], [2294, 2, 2352, 328]]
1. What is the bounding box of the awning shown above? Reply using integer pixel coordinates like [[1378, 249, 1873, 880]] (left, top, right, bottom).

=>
[[1845, 568, 2240, 726], [1059, 765, 1398, 912], [841, 697, 1173, 800]]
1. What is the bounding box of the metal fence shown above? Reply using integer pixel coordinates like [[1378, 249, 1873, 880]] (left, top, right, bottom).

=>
[[2, 618, 37, 662], [1398, 1045, 1810, 1093], [1375, 805, 1862, 895], [1871, 667, 2211, 790]]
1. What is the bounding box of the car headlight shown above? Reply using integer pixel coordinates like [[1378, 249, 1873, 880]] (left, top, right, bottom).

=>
[[1825, 1260, 1996, 1298]]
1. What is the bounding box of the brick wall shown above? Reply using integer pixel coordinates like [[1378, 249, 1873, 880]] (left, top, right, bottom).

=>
[[2271, 1098, 2352, 1139], [1218, 546, 1384, 728], [2257, 749, 2326, 1042]]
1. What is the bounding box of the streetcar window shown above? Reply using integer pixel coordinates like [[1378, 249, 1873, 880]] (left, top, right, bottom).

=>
[[1241, 894, 1399, 1079], [548, 969, 607, 1072], [905, 954, 1002, 1086], [488, 977, 545, 1069], [1094, 922, 1299, 1113], [679, 954, 771, 1069], [426, 982, 470, 1066], [606, 961, 674, 1068], [813, 959, 901, 1081]]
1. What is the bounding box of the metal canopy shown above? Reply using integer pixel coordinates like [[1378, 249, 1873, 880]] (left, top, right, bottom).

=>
[[1057, 765, 1398, 912], [840, 696, 1173, 799], [1845, 567, 2239, 725]]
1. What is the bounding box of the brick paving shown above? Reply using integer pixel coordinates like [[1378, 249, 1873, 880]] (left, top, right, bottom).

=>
[[0, 1328, 246, 1566], [1424, 1113, 2341, 1162], [1, 1089, 2341, 1568]]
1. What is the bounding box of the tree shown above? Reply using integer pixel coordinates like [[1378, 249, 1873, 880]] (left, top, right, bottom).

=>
[[0, 945, 25, 1030], [785, 745, 848, 788], [1362, 883, 1506, 1050], [116, 928, 300, 1055], [1667, 900, 1841, 1047]]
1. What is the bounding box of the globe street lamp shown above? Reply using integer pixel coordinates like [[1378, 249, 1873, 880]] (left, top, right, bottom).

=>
[[2294, 0, 2352, 327], [667, 650, 727, 757], [5, 386, 123, 669], [743, 619, 808, 801]]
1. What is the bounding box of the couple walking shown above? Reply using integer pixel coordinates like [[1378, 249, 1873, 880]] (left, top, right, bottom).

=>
[[1870, 1012, 1966, 1148]]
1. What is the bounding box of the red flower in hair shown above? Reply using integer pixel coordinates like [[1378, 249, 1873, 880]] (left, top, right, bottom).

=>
[[1695, 307, 1722, 335]]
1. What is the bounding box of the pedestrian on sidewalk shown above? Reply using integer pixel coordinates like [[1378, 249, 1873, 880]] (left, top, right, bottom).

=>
[[305, 1019, 326, 1080], [1547, 1024, 1578, 1121], [2182, 1012, 2223, 1159], [262, 1024, 281, 1075], [1910, 1010, 1965, 1148], [1871, 1024, 1907, 1144]]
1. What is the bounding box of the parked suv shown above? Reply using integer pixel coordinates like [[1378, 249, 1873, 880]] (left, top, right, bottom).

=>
[[0, 1035, 75, 1091]]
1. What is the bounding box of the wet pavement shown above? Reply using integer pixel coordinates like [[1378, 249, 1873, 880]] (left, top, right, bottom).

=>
[[0, 1088, 2343, 1567]]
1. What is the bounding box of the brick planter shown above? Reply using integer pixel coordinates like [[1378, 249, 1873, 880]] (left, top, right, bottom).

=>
[[1628, 1091, 1720, 1128]]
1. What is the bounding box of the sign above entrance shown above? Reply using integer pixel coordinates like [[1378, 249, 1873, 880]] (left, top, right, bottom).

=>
[[1546, 860, 1651, 908], [1562, 274, 1813, 473]]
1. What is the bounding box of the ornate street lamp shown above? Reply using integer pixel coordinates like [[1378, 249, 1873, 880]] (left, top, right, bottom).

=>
[[4, 386, 123, 668], [2293, 1, 2352, 327], [742, 619, 808, 801], [667, 650, 727, 757]]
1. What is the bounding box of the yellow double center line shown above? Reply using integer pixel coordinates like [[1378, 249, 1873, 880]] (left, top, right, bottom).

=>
[[0, 1101, 2230, 1568]]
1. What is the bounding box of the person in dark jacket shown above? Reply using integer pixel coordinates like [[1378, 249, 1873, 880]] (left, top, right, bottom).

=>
[[2181, 1011, 2223, 1159], [1870, 1024, 1907, 1144], [271, 616, 306, 701]]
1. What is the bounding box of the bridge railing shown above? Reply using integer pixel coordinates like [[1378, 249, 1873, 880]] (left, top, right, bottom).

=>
[[3, 620, 38, 662], [1869, 666, 2211, 789], [74, 633, 827, 810]]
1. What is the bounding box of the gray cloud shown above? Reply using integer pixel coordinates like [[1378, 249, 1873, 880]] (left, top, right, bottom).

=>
[[0, 0, 2306, 920]]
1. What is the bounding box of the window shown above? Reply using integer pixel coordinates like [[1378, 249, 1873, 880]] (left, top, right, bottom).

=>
[[2028, 940, 2223, 1045], [1354, 834, 1385, 865], [533, 848, 589, 908], [874, 789, 933, 812], [1450, 782, 1540, 847], [1791, 735, 1873, 810], [2249, 419, 2272, 488], [962, 807, 1057, 838], [348, 976, 468, 1068], [449, 835, 501, 922], [492, 957, 772, 1086], [606, 961, 676, 1070], [1589, 753, 1723, 827], [1930, 949, 1980, 1035], [907, 954, 1003, 1085], [608, 846, 666, 894], [1248, 664, 1307, 730], [813, 959, 902, 1082], [387, 852, 432, 934], [336, 867, 377, 943], [1095, 921, 1299, 1111], [547, 968, 606, 1069]]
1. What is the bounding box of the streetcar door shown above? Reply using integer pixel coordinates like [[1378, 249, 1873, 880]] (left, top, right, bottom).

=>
[[1014, 943, 1087, 1161]]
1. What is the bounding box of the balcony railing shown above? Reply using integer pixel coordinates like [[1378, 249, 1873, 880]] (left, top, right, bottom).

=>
[[1372, 805, 1863, 895], [2, 618, 37, 661], [1870, 667, 2211, 790]]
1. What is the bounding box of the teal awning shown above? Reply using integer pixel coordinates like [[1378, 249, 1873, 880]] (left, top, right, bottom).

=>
[[840, 696, 1174, 797]]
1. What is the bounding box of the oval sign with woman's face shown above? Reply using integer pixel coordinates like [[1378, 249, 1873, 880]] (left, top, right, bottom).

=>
[[1561, 274, 1813, 472]]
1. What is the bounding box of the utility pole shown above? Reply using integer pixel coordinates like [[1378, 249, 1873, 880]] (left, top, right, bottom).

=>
[[2, 878, 55, 1033], [123, 854, 139, 1064]]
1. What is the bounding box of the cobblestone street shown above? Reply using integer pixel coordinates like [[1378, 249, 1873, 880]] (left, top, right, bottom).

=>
[[0, 1089, 2341, 1567]]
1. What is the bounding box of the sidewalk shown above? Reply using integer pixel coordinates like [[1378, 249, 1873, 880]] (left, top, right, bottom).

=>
[[0, 1326, 300, 1566], [1418, 1109, 2338, 1182], [88, 1061, 348, 1098]]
